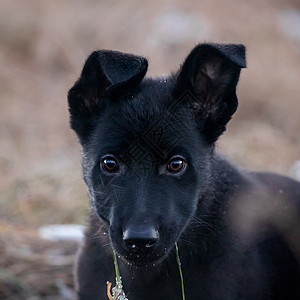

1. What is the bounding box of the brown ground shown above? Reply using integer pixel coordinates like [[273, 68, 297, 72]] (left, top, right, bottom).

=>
[[0, 0, 299, 298]]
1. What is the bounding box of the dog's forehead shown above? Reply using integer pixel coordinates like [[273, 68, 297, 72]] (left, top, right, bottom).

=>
[[94, 78, 197, 159], [119, 79, 172, 125]]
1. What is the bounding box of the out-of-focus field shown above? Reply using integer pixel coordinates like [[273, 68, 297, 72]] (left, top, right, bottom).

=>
[[0, 0, 299, 298]]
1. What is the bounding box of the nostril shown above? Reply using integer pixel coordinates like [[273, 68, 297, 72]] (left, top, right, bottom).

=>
[[145, 238, 158, 248], [124, 239, 137, 249], [124, 240, 136, 249], [123, 227, 159, 250]]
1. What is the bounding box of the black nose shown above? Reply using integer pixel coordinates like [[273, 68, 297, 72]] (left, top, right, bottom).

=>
[[123, 226, 159, 250]]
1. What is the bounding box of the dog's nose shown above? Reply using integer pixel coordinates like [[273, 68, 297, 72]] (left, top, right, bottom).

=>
[[123, 226, 159, 250]]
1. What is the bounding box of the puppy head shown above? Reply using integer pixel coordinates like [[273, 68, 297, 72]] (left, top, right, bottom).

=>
[[68, 44, 246, 265]]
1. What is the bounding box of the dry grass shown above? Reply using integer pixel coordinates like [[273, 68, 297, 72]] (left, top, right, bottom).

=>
[[0, 0, 299, 298]]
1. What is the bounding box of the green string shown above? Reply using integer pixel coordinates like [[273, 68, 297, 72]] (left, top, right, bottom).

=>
[[175, 242, 186, 300], [113, 250, 121, 281]]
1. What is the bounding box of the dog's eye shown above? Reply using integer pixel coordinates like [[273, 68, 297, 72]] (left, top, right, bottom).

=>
[[101, 157, 119, 173], [167, 157, 186, 173]]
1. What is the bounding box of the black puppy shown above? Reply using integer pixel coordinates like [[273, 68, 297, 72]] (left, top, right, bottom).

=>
[[68, 43, 300, 300]]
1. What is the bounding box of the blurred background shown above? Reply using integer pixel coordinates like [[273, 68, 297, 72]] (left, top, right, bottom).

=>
[[0, 0, 299, 298]]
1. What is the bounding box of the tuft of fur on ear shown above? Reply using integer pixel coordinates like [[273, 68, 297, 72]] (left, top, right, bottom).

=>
[[173, 43, 246, 144], [68, 50, 148, 141]]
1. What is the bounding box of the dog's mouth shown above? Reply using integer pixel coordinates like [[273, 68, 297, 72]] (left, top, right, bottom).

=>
[[111, 236, 178, 268], [115, 247, 170, 267]]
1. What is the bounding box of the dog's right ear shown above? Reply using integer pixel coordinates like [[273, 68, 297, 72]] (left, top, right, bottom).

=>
[[68, 50, 148, 141]]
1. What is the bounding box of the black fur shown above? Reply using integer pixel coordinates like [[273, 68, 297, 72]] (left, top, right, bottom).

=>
[[68, 43, 300, 300]]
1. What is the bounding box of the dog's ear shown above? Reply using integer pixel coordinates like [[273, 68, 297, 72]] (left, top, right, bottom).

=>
[[68, 50, 148, 141], [173, 43, 246, 143]]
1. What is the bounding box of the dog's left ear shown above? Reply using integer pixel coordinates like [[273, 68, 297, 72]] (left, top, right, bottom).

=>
[[173, 43, 246, 143]]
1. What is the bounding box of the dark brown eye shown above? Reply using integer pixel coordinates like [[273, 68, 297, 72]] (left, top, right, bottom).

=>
[[102, 157, 119, 173], [167, 157, 185, 173]]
